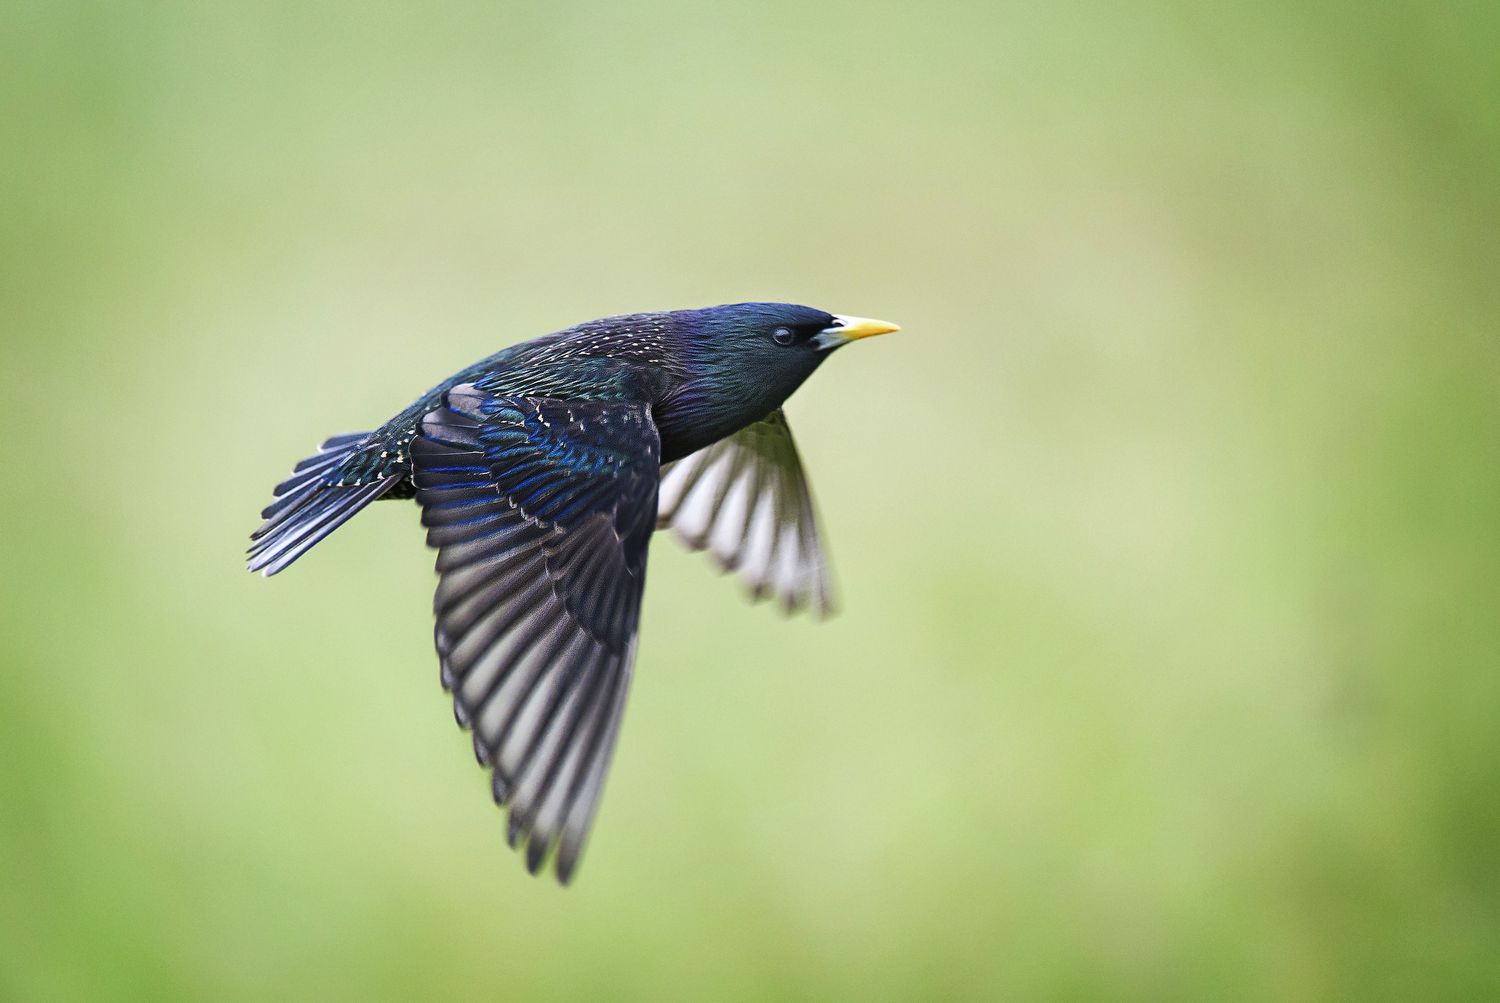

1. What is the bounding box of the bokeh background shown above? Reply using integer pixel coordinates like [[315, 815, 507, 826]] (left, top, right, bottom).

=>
[[4, 2, 1498, 999]]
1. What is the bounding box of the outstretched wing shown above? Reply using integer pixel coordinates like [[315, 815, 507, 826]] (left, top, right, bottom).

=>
[[410, 386, 659, 884], [657, 409, 834, 616]]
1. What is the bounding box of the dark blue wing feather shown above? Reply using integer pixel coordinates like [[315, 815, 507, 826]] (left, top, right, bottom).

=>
[[410, 384, 659, 883]]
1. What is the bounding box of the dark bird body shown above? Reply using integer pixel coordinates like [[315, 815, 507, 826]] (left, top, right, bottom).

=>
[[249, 303, 897, 882]]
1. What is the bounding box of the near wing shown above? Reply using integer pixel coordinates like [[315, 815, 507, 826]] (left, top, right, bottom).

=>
[[411, 386, 660, 883]]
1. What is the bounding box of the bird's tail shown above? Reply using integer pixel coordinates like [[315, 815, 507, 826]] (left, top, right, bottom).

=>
[[247, 432, 396, 576]]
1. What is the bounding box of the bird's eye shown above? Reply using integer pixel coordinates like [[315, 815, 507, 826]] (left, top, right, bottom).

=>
[[772, 327, 795, 346]]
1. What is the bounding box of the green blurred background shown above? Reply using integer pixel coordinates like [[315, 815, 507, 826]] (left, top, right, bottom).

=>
[[3, 1, 1497, 999]]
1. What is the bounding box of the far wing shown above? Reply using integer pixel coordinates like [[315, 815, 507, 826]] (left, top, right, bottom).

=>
[[657, 409, 834, 616], [411, 386, 660, 883]]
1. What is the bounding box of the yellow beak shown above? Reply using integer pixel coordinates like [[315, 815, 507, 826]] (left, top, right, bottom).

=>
[[830, 315, 901, 341], [813, 315, 900, 350]]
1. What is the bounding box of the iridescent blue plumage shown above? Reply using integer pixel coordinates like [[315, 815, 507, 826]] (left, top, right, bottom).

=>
[[248, 302, 898, 882]]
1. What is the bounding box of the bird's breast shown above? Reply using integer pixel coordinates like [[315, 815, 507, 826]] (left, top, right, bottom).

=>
[[653, 385, 771, 464]]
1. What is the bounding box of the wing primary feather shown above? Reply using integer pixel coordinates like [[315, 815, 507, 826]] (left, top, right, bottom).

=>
[[555, 644, 634, 884]]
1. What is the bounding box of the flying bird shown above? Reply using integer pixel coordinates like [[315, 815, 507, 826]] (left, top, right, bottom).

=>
[[248, 303, 898, 882]]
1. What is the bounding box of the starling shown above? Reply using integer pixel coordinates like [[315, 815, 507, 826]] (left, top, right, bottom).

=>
[[248, 303, 898, 882]]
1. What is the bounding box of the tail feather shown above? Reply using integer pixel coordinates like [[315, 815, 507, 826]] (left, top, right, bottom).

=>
[[248, 433, 397, 576], [257, 450, 351, 526]]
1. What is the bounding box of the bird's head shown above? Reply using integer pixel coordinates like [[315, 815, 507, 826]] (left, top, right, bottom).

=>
[[679, 302, 899, 421]]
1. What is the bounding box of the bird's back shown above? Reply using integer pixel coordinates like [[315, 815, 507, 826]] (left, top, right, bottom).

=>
[[337, 318, 681, 490], [250, 318, 681, 573]]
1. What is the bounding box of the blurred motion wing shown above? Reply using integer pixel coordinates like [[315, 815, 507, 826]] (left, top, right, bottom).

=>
[[411, 386, 660, 883], [657, 409, 834, 616]]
